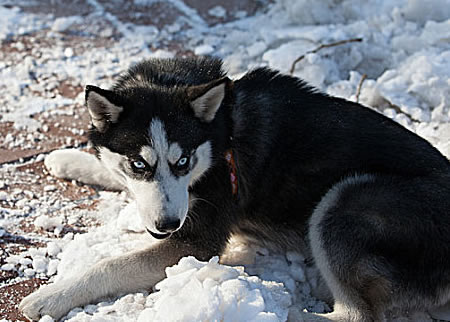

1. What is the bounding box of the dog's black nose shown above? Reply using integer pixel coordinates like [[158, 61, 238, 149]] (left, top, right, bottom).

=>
[[155, 218, 181, 233]]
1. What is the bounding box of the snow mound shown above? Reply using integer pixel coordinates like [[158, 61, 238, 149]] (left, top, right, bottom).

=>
[[138, 256, 291, 322]]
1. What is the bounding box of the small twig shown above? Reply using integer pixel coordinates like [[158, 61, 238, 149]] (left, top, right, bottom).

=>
[[289, 38, 363, 75], [387, 103, 420, 122], [355, 73, 367, 103]]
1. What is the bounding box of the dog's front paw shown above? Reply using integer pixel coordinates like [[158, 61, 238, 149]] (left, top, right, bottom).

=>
[[44, 149, 125, 190], [44, 149, 97, 181], [19, 282, 78, 321]]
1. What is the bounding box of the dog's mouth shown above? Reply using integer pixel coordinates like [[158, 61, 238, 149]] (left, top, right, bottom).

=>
[[146, 228, 172, 240]]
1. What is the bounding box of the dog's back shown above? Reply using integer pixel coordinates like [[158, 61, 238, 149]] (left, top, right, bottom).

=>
[[231, 67, 449, 224]]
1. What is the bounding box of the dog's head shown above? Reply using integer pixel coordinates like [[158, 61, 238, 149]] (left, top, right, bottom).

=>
[[85, 66, 231, 239]]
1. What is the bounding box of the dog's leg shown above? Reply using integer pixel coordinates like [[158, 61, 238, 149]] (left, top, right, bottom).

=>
[[307, 174, 450, 322], [44, 149, 125, 190], [429, 301, 450, 321], [19, 239, 211, 321], [307, 175, 391, 322]]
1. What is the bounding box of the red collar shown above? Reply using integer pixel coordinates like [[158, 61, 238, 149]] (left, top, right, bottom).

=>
[[224, 149, 238, 196]]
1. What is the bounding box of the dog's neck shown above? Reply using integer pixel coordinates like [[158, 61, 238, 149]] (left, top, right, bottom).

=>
[[227, 99, 275, 204]]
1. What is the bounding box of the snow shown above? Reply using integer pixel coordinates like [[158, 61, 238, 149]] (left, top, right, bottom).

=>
[[32, 257, 48, 274], [39, 316, 55, 322], [194, 44, 215, 56], [34, 215, 63, 231], [0, 5, 47, 42], [24, 268, 36, 278], [208, 6, 227, 18], [401, 0, 450, 24], [1, 0, 449, 320], [1, 264, 15, 271], [51, 16, 83, 32], [137, 257, 290, 322]]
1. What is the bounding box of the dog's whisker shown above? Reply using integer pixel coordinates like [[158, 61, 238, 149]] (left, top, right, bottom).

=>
[[190, 197, 219, 211]]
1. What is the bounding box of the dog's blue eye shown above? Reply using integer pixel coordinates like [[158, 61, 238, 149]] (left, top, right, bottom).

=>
[[177, 157, 189, 167], [132, 161, 146, 169]]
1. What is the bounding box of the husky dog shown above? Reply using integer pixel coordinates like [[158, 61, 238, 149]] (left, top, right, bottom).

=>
[[20, 57, 450, 321]]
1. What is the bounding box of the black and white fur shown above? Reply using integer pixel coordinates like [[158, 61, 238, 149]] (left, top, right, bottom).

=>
[[21, 57, 450, 321]]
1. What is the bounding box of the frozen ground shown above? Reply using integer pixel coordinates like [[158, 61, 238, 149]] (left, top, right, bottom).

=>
[[0, 0, 449, 321]]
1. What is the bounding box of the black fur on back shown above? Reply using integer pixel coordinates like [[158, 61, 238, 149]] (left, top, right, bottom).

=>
[[230, 67, 449, 221]]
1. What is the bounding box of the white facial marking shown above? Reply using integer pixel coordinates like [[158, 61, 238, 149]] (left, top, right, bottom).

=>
[[190, 141, 212, 185], [150, 119, 169, 158], [140, 145, 157, 167], [123, 118, 189, 233], [168, 143, 183, 164]]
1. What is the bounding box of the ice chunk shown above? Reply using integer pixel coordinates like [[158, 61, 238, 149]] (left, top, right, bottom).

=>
[[208, 6, 227, 18], [401, 0, 450, 24], [194, 44, 214, 56], [47, 259, 59, 276], [52, 16, 83, 32], [1, 263, 15, 271], [32, 256, 48, 273], [24, 268, 36, 277], [34, 215, 63, 231], [47, 242, 61, 257], [39, 315, 55, 322]]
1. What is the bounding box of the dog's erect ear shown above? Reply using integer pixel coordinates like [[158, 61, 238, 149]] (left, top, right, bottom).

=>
[[187, 77, 231, 123], [85, 85, 123, 133]]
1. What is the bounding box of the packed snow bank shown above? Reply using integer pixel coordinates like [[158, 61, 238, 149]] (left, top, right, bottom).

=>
[[137, 256, 291, 322]]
